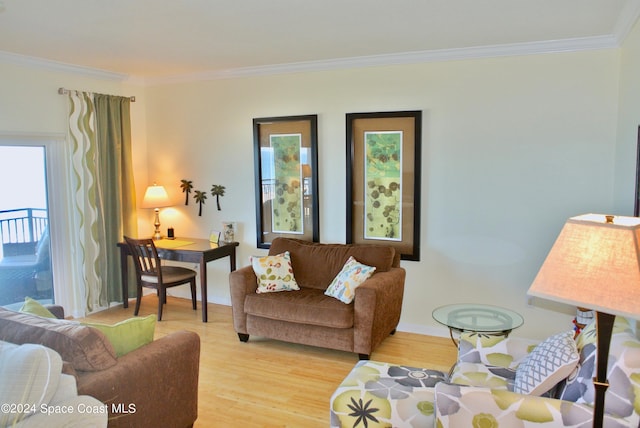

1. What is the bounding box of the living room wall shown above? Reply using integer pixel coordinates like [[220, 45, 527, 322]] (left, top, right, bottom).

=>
[[0, 61, 148, 314], [615, 15, 640, 214], [143, 48, 621, 340], [0, 30, 636, 339]]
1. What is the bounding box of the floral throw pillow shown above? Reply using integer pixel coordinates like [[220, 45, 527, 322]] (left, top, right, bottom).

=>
[[324, 256, 376, 304], [251, 251, 300, 293]]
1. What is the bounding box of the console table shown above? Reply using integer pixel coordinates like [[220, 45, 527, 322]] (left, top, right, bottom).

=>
[[118, 238, 239, 322]]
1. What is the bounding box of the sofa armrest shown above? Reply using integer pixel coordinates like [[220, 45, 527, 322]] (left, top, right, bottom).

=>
[[435, 383, 599, 427], [353, 267, 405, 356], [76, 330, 200, 428], [457, 333, 538, 369], [44, 304, 65, 319], [229, 265, 258, 334]]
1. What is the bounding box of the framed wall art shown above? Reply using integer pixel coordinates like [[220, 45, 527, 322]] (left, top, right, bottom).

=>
[[346, 111, 422, 261], [253, 115, 319, 249], [633, 126, 640, 217]]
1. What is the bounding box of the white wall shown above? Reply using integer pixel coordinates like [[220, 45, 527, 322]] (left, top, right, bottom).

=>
[[0, 62, 149, 314], [615, 17, 640, 214], [0, 42, 631, 339], [143, 49, 621, 339]]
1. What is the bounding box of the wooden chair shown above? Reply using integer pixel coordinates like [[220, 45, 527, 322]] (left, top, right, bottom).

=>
[[124, 236, 197, 321]]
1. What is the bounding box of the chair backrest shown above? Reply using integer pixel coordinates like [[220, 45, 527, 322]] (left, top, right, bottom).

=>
[[124, 236, 161, 281]]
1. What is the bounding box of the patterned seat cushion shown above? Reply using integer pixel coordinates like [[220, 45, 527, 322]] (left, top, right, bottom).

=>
[[449, 362, 515, 390], [330, 360, 447, 428], [555, 317, 640, 421]]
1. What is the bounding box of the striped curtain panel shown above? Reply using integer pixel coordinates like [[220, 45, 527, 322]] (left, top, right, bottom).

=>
[[67, 91, 137, 314]]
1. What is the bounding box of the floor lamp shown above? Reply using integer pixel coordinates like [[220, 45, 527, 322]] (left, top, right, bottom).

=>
[[141, 183, 171, 240], [527, 214, 640, 428]]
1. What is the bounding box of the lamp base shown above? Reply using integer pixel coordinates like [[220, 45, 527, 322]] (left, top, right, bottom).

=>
[[152, 208, 162, 240], [593, 311, 615, 428]]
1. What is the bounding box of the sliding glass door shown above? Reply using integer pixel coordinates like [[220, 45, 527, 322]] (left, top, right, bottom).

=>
[[0, 145, 53, 307]]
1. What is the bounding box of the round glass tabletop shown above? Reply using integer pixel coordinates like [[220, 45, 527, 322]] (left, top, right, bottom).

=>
[[432, 303, 524, 333]]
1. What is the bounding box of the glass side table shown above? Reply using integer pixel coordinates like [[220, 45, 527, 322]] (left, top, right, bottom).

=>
[[432, 303, 524, 346]]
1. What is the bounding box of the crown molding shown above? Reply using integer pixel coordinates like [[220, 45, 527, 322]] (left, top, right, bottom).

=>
[[147, 35, 620, 85], [0, 50, 128, 81], [613, 0, 640, 44], [0, 34, 624, 86]]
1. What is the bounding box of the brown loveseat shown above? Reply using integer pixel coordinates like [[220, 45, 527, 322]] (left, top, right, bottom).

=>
[[229, 238, 406, 359], [0, 306, 200, 428]]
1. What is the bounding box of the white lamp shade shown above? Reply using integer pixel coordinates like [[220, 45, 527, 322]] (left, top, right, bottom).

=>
[[141, 184, 171, 209], [528, 214, 640, 319]]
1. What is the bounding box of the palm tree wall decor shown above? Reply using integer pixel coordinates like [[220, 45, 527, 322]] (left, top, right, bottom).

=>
[[180, 179, 193, 205], [194, 190, 207, 216], [211, 184, 226, 211]]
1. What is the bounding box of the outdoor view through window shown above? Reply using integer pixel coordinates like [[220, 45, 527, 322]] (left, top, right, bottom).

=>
[[0, 146, 52, 307]]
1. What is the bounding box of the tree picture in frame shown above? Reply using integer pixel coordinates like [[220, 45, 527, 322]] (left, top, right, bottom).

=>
[[253, 115, 319, 249], [346, 110, 422, 261], [364, 131, 403, 241], [271, 133, 304, 234]]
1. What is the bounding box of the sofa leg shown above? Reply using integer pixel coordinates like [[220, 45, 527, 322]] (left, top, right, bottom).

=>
[[238, 333, 249, 342], [358, 353, 370, 360], [390, 329, 396, 335]]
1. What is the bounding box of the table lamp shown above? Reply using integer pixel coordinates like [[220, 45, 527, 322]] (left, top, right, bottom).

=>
[[141, 183, 171, 240], [528, 214, 640, 428]]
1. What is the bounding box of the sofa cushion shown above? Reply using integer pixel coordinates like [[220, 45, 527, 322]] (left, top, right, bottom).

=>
[[269, 238, 396, 290], [514, 330, 579, 396], [81, 314, 156, 357], [244, 287, 354, 328], [450, 362, 516, 390], [324, 256, 376, 304], [0, 340, 62, 426], [250, 251, 300, 293], [0, 307, 117, 372], [556, 316, 640, 419]]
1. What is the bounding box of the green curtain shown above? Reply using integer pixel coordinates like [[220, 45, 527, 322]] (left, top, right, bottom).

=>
[[67, 91, 137, 313]]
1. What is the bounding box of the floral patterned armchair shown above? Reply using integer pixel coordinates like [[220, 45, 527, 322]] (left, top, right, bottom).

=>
[[437, 316, 640, 427], [330, 317, 640, 427]]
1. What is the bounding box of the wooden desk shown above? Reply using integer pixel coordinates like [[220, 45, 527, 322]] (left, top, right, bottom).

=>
[[118, 238, 239, 322]]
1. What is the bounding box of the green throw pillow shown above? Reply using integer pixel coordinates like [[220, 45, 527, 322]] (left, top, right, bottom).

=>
[[82, 315, 156, 357], [19, 296, 56, 318]]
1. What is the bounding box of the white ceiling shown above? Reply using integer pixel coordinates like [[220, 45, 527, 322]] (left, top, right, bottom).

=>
[[0, 0, 639, 83]]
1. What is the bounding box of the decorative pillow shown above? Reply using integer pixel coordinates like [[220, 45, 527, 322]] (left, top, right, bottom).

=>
[[324, 256, 376, 304], [514, 330, 579, 396], [0, 340, 62, 426], [251, 251, 300, 293], [82, 314, 156, 357], [19, 296, 56, 318], [0, 307, 117, 372]]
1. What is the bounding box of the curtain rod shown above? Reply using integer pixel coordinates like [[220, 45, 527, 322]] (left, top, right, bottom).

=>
[[58, 87, 136, 102]]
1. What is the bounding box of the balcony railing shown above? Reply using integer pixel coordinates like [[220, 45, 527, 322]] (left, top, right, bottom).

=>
[[0, 208, 48, 256]]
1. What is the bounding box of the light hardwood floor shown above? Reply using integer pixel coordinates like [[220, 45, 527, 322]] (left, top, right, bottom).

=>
[[80, 295, 457, 428]]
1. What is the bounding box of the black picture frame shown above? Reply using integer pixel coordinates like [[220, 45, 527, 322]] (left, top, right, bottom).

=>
[[633, 126, 640, 217], [253, 115, 319, 249], [346, 111, 422, 261]]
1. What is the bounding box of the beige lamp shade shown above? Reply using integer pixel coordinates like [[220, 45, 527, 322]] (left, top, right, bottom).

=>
[[528, 214, 640, 320], [141, 184, 171, 209]]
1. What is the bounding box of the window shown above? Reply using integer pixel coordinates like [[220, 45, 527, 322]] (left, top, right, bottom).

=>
[[0, 135, 72, 310]]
